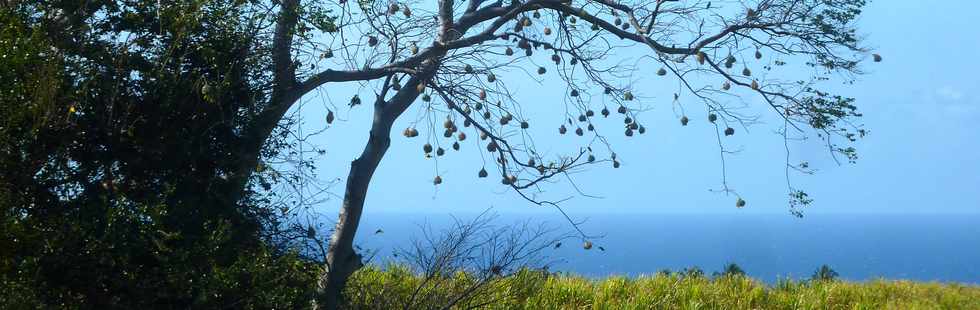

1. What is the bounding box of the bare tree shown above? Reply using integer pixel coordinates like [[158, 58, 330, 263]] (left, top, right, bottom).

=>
[[249, 0, 874, 307], [343, 211, 563, 309]]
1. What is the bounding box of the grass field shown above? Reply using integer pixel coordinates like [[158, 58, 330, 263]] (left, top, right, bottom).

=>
[[343, 265, 980, 309]]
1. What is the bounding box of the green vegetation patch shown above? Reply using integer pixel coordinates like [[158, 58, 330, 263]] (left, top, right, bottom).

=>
[[345, 266, 980, 309]]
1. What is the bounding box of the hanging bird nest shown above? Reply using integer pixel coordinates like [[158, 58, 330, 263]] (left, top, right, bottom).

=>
[[755, 50, 762, 59], [583, 241, 593, 250], [487, 73, 496, 82], [570, 89, 579, 97], [458, 132, 466, 141], [742, 67, 752, 77], [680, 116, 689, 126], [638, 125, 646, 134], [404, 127, 419, 137], [326, 110, 335, 124], [624, 92, 634, 101], [721, 81, 731, 91], [452, 141, 460, 150], [657, 67, 667, 76], [368, 36, 379, 47], [618, 106, 627, 114], [872, 54, 882, 62], [708, 113, 718, 123], [736, 198, 746, 208], [423, 143, 433, 153], [436, 147, 445, 156], [543, 27, 552, 35], [559, 125, 567, 134], [601, 107, 610, 117], [613, 160, 620, 168], [724, 127, 735, 136], [537, 67, 546, 75], [505, 47, 514, 56], [478, 168, 488, 178], [520, 121, 530, 129], [575, 127, 584, 136], [433, 175, 442, 185]]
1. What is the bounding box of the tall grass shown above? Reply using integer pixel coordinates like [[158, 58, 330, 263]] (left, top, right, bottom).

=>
[[344, 265, 980, 309]]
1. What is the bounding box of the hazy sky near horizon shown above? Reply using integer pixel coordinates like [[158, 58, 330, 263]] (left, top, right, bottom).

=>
[[288, 1, 980, 219]]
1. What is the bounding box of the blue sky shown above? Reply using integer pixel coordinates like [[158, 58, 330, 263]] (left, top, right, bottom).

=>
[[290, 1, 980, 221]]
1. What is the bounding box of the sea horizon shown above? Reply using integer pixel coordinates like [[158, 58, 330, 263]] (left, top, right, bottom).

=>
[[347, 212, 980, 284]]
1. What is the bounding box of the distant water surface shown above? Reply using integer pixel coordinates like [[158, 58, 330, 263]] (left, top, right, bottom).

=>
[[350, 212, 980, 284]]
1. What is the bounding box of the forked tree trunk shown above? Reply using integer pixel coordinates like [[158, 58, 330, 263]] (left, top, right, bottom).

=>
[[314, 63, 435, 309], [318, 109, 394, 309]]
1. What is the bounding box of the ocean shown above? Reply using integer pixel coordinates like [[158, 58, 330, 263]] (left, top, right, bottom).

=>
[[350, 212, 980, 284]]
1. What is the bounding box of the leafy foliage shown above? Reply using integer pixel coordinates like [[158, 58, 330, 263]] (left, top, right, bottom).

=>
[[0, 2, 318, 307]]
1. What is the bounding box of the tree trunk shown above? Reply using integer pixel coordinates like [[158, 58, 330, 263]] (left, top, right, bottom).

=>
[[316, 69, 433, 309], [319, 118, 391, 309], [317, 103, 395, 309]]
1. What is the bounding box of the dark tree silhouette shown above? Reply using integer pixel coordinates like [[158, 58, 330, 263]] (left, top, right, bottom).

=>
[[812, 264, 840, 281], [714, 263, 746, 277]]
